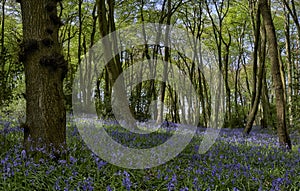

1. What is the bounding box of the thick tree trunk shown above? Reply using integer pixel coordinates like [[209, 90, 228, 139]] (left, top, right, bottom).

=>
[[19, 0, 67, 159], [259, 0, 292, 149]]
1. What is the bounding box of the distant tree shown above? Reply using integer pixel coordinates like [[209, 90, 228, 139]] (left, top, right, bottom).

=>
[[281, 0, 300, 40], [205, 0, 232, 126], [18, 0, 68, 159]]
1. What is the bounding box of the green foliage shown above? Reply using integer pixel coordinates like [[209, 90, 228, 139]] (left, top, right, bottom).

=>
[[0, 97, 25, 125], [0, 12, 23, 108], [221, 103, 247, 129], [224, 113, 245, 129]]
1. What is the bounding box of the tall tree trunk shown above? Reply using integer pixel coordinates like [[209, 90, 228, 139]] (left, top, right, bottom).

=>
[[19, 0, 68, 159], [0, 0, 6, 105], [139, 1, 156, 120], [85, 4, 97, 114], [78, 0, 85, 112], [97, 0, 139, 130], [222, 33, 231, 124], [157, 0, 171, 123], [249, 0, 260, 107], [65, 23, 74, 114], [98, 0, 122, 117], [259, 0, 292, 149], [244, 15, 266, 134], [1, 0, 5, 54], [284, 5, 293, 127]]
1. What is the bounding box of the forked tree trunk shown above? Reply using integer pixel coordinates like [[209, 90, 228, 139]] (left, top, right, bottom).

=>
[[259, 0, 292, 149], [19, 0, 68, 159], [244, 14, 266, 134], [97, 0, 138, 127]]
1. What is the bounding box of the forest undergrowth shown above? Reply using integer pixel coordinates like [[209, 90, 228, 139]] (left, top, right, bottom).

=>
[[0, 118, 299, 191]]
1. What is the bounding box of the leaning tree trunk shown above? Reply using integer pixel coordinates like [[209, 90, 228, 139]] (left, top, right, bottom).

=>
[[259, 0, 292, 149], [19, 0, 68, 160], [244, 14, 266, 135]]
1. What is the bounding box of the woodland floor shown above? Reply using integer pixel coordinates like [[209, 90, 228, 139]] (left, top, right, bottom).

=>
[[0, 118, 299, 191]]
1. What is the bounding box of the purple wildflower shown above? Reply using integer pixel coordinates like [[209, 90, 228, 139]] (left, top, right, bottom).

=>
[[122, 170, 132, 191], [21, 149, 26, 159], [106, 185, 113, 191], [70, 156, 77, 164], [167, 174, 177, 191]]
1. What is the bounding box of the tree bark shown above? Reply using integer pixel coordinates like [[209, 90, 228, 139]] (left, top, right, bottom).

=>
[[97, 0, 122, 118], [244, 14, 266, 134], [259, 0, 292, 149], [97, 0, 138, 129], [157, 0, 172, 123], [284, 5, 293, 127], [261, 64, 274, 129], [19, 0, 67, 159]]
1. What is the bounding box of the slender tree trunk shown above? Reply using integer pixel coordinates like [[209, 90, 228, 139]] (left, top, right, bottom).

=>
[[19, 0, 68, 160], [1, 0, 5, 53], [157, 0, 172, 123], [284, 5, 293, 127], [222, 34, 231, 124], [65, 24, 73, 114], [234, 62, 240, 115], [104, 69, 112, 117], [260, 0, 292, 149], [85, 4, 97, 113], [249, 0, 260, 107], [244, 17, 266, 134], [78, 0, 84, 111], [0, 0, 6, 104], [140, 2, 156, 120]]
